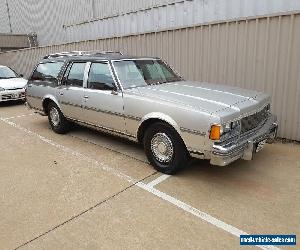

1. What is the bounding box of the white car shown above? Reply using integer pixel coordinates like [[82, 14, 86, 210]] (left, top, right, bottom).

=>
[[0, 65, 27, 102]]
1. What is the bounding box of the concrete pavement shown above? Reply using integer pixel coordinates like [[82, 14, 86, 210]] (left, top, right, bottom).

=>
[[0, 101, 299, 249]]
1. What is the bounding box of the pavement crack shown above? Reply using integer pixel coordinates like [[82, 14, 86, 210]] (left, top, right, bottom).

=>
[[15, 171, 157, 250]]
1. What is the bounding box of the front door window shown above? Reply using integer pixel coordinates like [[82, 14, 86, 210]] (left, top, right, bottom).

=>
[[87, 63, 115, 90]]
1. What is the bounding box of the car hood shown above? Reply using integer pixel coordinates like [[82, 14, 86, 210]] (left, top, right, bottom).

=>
[[136, 81, 270, 120], [0, 78, 27, 90]]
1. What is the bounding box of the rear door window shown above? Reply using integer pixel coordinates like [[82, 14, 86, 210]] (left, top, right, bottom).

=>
[[87, 62, 115, 90], [31, 62, 64, 83], [65, 62, 86, 87]]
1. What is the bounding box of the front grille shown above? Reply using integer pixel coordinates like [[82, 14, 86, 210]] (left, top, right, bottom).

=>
[[241, 105, 269, 134], [7, 88, 24, 90], [1, 93, 24, 100]]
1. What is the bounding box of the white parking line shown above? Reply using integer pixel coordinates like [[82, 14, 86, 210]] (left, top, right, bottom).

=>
[[0, 117, 281, 250], [147, 174, 170, 187], [137, 182, 280, 250], [2, 113, 34, 120]]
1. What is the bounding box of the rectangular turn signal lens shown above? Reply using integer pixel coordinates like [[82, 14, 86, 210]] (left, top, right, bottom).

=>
[[210, 125, 221, 140]]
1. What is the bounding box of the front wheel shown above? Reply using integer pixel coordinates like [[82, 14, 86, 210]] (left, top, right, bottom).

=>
[[48, 102, 70, 134], [144, 122, 189, 174]]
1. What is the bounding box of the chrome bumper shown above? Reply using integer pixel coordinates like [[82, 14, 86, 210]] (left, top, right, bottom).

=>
[[210, 114, 278, 166]]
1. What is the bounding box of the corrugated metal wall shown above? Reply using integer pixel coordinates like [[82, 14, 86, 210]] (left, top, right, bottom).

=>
[[1, 0, 300, 45], [0, 12, 299, 140], [64, 0, 300, 44], [0, 0, 11, 33], [0, 34, 30, 48]]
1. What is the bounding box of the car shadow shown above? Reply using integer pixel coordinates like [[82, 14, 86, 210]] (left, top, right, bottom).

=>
[[35, 116, 253, 177], [70, 124, 253, 178], [179, 156, 258, 184], [0, 100, 25, 108]]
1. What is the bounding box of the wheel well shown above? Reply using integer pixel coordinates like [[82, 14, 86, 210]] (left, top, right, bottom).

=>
[[137, 118, 177, 144], [42, 98, 52, 115]]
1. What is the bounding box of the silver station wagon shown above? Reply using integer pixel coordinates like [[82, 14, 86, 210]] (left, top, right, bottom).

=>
[[26, 51, 278, 174]]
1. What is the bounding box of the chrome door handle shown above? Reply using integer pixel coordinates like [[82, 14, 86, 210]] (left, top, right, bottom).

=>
[[84, 95, 89, 99], [59, 92, 64, 96]]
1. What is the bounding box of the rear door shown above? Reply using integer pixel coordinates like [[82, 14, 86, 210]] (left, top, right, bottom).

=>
[[58, 61, 88, 120], [83, 61, 125, 133]]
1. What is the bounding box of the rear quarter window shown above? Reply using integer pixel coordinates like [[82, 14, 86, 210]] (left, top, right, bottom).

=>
[[30, 62, 64, 84]]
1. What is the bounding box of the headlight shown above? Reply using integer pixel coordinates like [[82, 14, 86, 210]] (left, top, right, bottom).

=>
[[0, 87, 5, 91], [221, 122, 231, 134], [210, 120, 241, 141]]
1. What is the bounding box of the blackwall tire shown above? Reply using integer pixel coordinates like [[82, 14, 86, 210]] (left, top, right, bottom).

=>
[[48, 102, 70, 134]]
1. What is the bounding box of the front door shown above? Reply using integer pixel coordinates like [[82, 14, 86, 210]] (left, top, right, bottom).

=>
[[83, 61, 125, 133], [58, 62, 88, 120]]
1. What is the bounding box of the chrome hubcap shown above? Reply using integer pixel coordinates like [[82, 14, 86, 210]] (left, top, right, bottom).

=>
[[151, 132, 174, 163], [49, 107, 60, 126]]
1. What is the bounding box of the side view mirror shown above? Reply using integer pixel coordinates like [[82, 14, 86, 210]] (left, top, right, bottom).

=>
[[111, 89, 119, 95]]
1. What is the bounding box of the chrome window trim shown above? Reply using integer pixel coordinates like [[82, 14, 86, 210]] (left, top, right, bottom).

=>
[[29, 61, 65, 86], [58, 61, 71, 86], [112, 58, 159, 62], [111, 58, 161, 91], [83, 62, 91, 88], [111, 58, 182, 91], [59, 61, 89, 89], [160, 58, 183, 80], [86, 60, 122, 91], [110, 60, 123, 92]]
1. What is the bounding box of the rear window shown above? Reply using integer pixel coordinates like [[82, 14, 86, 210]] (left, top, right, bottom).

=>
[[31, 62, 64, 83]]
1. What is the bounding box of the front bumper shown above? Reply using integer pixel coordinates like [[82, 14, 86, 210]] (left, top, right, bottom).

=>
[[210, 114, 278, 166], [0, 89, 25, 102]]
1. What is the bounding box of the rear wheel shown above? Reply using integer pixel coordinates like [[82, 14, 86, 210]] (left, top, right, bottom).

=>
[[48, 102, 70, 134], [144, 122, 189, 174]]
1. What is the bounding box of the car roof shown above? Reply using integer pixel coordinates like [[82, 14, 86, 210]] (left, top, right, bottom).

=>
[[41, 52, 160, 63]]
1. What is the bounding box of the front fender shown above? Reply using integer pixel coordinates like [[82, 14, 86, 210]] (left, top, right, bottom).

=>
[[141, 112, 181, 134]]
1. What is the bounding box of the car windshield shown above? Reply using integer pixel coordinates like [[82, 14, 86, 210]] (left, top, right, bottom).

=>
[[112, 59, 182, 89], [0, 66, 18, 79]]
